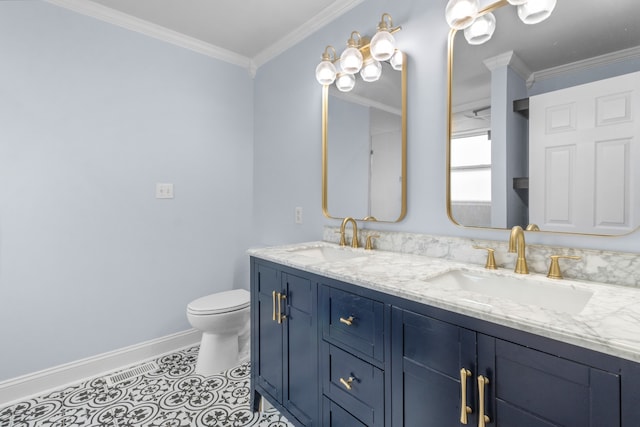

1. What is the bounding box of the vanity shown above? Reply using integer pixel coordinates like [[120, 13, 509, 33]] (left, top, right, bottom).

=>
[[249, 241, 640, 427]]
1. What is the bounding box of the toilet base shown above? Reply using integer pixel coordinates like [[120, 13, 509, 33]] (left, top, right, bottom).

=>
[[195, 331, 240, 376]]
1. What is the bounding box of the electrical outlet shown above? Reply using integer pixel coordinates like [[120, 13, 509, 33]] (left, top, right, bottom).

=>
[[156, 183, 174, 199], [295, 207, 303, 224]]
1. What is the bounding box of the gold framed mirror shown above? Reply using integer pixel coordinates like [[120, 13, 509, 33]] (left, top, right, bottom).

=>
[[447, 0, 640, 236], [322, 52, 407, 222]]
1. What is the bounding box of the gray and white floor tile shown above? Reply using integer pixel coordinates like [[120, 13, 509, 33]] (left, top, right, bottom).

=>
[[0, 346, 293, 427]]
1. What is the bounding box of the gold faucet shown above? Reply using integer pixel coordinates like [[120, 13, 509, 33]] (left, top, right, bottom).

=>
[[340, 217, 359, 248], [508, 225, 529, 274]]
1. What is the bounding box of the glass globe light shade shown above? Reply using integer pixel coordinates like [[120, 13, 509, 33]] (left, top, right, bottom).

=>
[[370, 30, 396, 61], [335, 73, 356, 92], [340, 47, 363, 74], [390, 50, 404, 71], [464, 12, 496, 45], [445, 0, 479, 30], [360, 58, 382, 83], [517, 0, 557, 24], [507, 0, 528, 5], [315, 60, 336, 85]]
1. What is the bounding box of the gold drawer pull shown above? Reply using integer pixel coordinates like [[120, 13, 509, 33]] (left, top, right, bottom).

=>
[[339, 316, 355, 326], [272, 291, 276, 322], [339, 376, 355, 390], [477, 375, 490, 427], [460, 368, 472, 424], [277, 293, 287, 324]]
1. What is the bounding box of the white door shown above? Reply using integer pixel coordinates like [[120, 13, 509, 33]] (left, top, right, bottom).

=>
[[529, 71, 640, 234]]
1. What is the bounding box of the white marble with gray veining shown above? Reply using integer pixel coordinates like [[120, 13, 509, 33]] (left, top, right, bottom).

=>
[[323, 227, 640, 288], [248, 240, 640, 364]]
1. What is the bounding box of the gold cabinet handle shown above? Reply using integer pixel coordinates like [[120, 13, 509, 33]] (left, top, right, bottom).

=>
[[276, 293, 287, 324], [460, 368, 472, 424], [339, 316, 355, 326], [477, 375, 490, 427], [272, 291, 276, 321], [339, 376, 355, 390]]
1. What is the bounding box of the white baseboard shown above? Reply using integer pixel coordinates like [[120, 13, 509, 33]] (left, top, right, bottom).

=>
[[0, 329, 201, 406]]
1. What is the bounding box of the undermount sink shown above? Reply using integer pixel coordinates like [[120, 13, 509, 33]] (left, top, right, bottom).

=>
[[289, 245, 370, 262], [427, 269, 593, 314]]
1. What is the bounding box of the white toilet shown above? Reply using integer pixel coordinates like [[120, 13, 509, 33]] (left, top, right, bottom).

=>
[[186, 289, 250, 376]]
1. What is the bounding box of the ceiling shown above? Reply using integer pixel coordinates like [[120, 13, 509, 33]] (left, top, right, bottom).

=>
[[46, 0, 364, 72]]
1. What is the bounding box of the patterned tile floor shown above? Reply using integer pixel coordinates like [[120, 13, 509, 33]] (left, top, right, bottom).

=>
[[0, 346, 294, 427]]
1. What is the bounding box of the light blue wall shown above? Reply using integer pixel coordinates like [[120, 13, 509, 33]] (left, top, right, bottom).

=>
[[0, 2, 253, 381], [253, 0, 640, 252], [2, 0, 639, 384]]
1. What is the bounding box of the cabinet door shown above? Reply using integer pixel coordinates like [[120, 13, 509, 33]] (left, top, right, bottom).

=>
[[254, 263, 283, 402], [391, 308, 477, 427], [478, 337, 621, 427], [283, 273, 318, 426]]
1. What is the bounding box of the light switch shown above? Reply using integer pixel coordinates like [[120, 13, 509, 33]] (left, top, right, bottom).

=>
[[156, 183, 174, 199]]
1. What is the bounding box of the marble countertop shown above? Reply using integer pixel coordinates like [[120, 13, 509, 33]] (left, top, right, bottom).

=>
[[248, 241, 640, 364]]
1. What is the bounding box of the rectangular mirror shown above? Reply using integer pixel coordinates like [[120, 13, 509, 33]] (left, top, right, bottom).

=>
[[323, 54, 407, 222], [447, 0, 640, 235]]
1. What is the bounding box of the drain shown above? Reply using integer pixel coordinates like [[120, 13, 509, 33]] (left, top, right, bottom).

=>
[[105, 361, 159, 386]]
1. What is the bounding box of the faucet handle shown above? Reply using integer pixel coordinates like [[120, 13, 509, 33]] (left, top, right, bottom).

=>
[[473, 246, 497, 270], [336, 230, 347, 247], [365, 234, 380, 250], [547, 255, 581, 279]]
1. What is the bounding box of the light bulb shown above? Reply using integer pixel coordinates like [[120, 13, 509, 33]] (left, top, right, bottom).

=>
[[340, 47, 363, 74], [370, 30, 396, 61], [464, 12, 496, 45], [390, 50, 404, 71], [507, 0, 528, 5], [517, 0, 556, 24], [360, 58, 382, 82], [445, 0, 479, 30], [335, 73, 356, 92], [315, 60, 336, 85]]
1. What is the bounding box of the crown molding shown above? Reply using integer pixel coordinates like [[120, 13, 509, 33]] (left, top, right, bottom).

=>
[[528, 45, 640, 86], [45, 0, 253, 71], [483, 50, 532, 83], [45, 0, 365, 75], [252, 0, 365, 69]]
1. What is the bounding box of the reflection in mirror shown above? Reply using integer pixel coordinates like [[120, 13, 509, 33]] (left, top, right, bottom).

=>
[[323, 55, 407, 222], [447, 0, 640, 235]]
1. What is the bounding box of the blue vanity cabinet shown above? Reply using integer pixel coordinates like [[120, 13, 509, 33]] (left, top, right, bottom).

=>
[[251, 259, 319, 427], [320, 285, 388, 427], [391, 307, 623, 427], [251, 257, 640, 427], [390, 308, 477, 427]]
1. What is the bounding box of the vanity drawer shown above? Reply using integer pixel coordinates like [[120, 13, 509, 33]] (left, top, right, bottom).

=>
[[322, 397, 367, 427], [323, 342, 384, 427], [321, 285, 384, 362]]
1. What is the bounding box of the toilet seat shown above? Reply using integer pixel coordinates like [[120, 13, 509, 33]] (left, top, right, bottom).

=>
[[187, 289, 250, 315]]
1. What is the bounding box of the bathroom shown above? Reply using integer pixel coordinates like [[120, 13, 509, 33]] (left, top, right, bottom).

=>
[[1, 0, 639, 424]]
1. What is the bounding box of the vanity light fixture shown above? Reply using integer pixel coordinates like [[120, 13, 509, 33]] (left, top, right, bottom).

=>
[[445, 0, 480, 30], [370, 13, 399, 61], [340, 31, 364, 74], [315, 13, 403, 92], [335, 72, 356, 92], [315, 46, 337, 85], [464, 12, 496, 45], [517, 0, 557, 25], [448, 0, 556, 45], [390, 49, 404, 71], [360, 52, 383, 82]]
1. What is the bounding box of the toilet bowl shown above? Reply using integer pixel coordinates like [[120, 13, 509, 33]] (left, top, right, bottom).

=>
[[186, 289, 250, 376]]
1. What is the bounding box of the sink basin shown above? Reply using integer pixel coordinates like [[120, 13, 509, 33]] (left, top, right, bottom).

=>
[[289, 246, 370, 262], [427, 269, 593, 314]]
